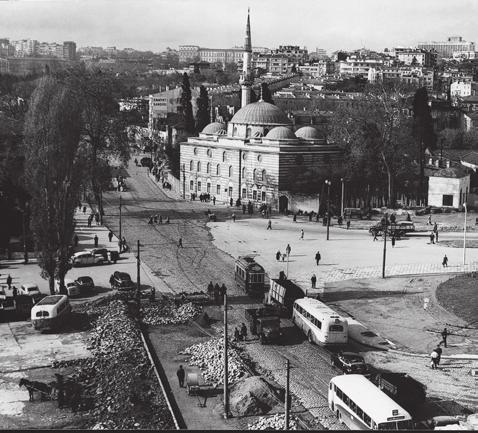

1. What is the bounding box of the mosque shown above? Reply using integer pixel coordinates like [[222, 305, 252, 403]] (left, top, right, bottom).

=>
[[179, 11, 343, 213]]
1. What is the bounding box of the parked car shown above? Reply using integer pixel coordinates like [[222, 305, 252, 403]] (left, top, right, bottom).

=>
[[0, 287, 7, 302], [20, 283, 41, 297], [140, 157, 153, 167], [54, 279, 81, 297], [75, 276, 95, 294], [89, 248, 109, 261], [110, 271, 135, 291], [70, 251, 104, 267], [331, 351, 368, 374]]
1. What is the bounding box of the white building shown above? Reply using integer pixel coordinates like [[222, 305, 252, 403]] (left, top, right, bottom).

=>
[[339, 57, 384, 78], [298, 62, 328, 78], [450, 80, 472, 98], [428, 166, 470, 208]]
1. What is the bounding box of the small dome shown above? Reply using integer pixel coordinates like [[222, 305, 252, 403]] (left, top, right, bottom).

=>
[[231, 101, 291, 126], [295, 126, 323, 139], [202, 122, 226, 134], [265, 126, 297, 140]]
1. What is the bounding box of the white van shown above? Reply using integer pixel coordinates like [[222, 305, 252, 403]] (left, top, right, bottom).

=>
[[54, 278, 81, 297]]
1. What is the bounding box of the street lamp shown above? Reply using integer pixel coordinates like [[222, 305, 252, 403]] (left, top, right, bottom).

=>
[[340, 178, 344, 218], [463, 202, 467, 266], [325, 180, 331, 240], [382, 213, 388, 278]]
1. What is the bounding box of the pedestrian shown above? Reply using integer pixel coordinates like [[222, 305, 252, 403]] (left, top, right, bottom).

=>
[[154, 214, 158, 224], [347, 220, 351, 230], [230, 197, 233, 207], [108, 231, 113, 242], [435, 346, 443, 365], [242, 204, 246, 214], [311, 273, 317, 289], [315, 251, 321, 266], [213, 196, 216, 205], [150, 287, 156, 302], [6, 274, 12, 290], [441, 327, 449, 347], [232, 213, 236, 222], [207, 281, 214, 299], [159, 215, 163, 224], [87, 215, 92, 227], [430, 349, 439, 369], [276, 250, 281, 261], [94, 234, 98, 248], [282, 253, 286, 262], [429, 232, 435, 244], [234, 327, 241, 342], [240, 322, 248, 341], [267, 219, 272, 230], [176, 365, 185, 387], [122, 236, 127, 252], [82, 206, 86, 214], [373, 229, 378, 241], [309, 213, 312, 222], [74, 234, 79, 247], [427, 215, 432, 225], [434, 224, 439, 242], [286, 244, 291, 256], [442, 254, 448, 267], [178, 237, 183, 248], [391, 236, 396, 247], [166, 216, 170, 224], [293, 214, 297, 222], [12, 286, 18, 298], [300, 229, 304, 240], [118, 239, 122, 253], [95, 212, 100, 225]]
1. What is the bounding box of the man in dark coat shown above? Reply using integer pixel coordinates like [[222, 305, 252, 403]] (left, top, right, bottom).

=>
[[315, 251, 321, 266], [176, 365, 185, 387], [441, 327, 449, 347], [94, 235, 98, 248]]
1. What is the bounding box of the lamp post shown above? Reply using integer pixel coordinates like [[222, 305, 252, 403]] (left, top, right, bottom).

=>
[[340, 177, 344, 218], [325, 180, 331, 240], [382, 213, 388, 279], [463, 202, 467, 266]]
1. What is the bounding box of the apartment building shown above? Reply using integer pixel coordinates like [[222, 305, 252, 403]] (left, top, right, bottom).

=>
[[339, 56, 384, 78], [395, 48, 436, 67], [273, 45, 308, 64], [450, 80, 472, 98], [298, 61, 331, 78], [418, 36, 475, 59], [178, 45, 243, 65], [253, 54, 290, 75]]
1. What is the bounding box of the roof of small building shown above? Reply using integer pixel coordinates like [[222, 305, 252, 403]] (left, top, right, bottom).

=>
[[230, 100, 291, 126], [202, 122, 226, 134], [295, 126, 323, 139], [430, 166, 469, 178], [265, 126, 297, 140], [461, 151, 478, 166]]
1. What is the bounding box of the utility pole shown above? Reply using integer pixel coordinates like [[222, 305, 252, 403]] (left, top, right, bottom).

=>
[[340, 178, 344, 218], [463, 203, 467, 266], [136, 240, 141, 302], [119, 195, 122, 248], [325, 180, 331, 240], [22, 204, 28, 264], [285, 358, 290, 430], [382, 213, 388, 278], [223, 292, 229, 419]]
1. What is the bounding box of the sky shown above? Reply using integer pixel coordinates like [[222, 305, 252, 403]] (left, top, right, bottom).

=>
[[1, 0, 478, 54]]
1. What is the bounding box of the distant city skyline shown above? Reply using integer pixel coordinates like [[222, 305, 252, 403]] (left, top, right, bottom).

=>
[[1, 0, 478, 54]]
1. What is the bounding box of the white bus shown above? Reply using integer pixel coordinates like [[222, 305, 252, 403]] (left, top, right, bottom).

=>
[[31, 295, 71, 332], [292, 297, 348, 345], [329, 374, 413, 430]]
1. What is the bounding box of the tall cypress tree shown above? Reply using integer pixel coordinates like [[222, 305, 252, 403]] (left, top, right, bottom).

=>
[[180, 73, 195, 133], [260, 83, 274, 104], [195, 85, 210, 132]]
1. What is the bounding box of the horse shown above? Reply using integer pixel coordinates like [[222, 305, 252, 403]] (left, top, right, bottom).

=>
[[19, 378, 51, 402]]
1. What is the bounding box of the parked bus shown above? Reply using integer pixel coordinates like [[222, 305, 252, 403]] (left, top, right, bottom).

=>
[[31, 295, 71, 332], [234, 256, 266, 297], [292, 297, 348, 345], [328, 374, 413, 430]]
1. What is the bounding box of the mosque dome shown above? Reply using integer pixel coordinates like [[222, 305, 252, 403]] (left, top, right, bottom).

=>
[[202, 122, 226, 134], [231, 101, 291, 126], [265, 126, 297, 140], [295, 126, 323, 140]]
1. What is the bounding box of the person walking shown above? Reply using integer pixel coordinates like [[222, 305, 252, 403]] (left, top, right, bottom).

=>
[[229, 198, 233, 207], [122, 237, 127, 252], [94, 235, 99, 248], [311, 273, 317, 289], [213, 196, 216, 205], [159, 215, 163, 224], [82, 205, 87, 214], [372, 229, 378, 241], [234, 327, 241, 342], [442, 255, 448, 267], [300, 229, 304, 240], [74, 234, 79, 247], [427, 215, 432, 225], [178, 237, 183, 248], [282, 253, 287, 262], [276, 250, 281, 261], [108, 231, 113, 242], [391, 236, 396, 248], [240, 323, 248, 341], [347, 220, 351, 230], [267, 220, 272, 230], [430, 348, 439, 369], [176, 365, 185, 387], [315, 251, 321, 266], [12, 286, 18, 298], [166, 216, 170, 224], [434, 223, 439, 242], [430, 232, 435, 244], [441, 327, 449, 347], [435, 345, 443, 366], [6, 274, 12, 290], [286, 244, 291, 256], [232, 213, 236, 222]]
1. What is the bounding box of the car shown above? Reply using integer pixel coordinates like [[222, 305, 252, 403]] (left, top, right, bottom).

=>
[[19, 283, 41, 297], [140, 157, 153, 167], [54, 279, 81, 297], [70, 251, 104, 267], [0, 287, 6, 302], [331, 351, 368, 374], [89, 248, 109, 261], [395, 221, 415, 233], [75, 276, 95, 293], [110, 271, 135, 291]]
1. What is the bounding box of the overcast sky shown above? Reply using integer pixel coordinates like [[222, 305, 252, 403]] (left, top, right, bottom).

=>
[[1, 0, 477, 53]]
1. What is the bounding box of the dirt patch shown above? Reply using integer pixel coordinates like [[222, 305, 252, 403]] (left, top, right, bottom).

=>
[[436, 274, 478, 324]]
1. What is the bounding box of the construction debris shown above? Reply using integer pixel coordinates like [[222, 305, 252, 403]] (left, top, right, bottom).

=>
[[141, 300, 201, 326], [181, 337, 248, 384], [247, 413, 299, 430]]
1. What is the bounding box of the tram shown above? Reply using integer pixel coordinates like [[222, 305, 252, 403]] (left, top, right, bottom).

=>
[[234, 256, 266, 297]]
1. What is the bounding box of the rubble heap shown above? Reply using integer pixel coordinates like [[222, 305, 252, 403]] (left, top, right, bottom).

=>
[[141, 299, 201, 326], [247, 413, 299, 430], [55, 299, 174, 430], [181, 337, 248, 384]]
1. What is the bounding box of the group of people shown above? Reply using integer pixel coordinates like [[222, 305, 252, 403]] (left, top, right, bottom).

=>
[[86, 212, 100, 228], [207, 281, 227, 305], [148, 214, 170, 225], [430, 328, 449, 369], [233, 322, 248, 342], [429, 222, 439, 244], [275, 244, 292, 262]]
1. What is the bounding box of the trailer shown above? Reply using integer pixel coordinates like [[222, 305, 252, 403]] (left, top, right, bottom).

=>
[[245, 307, 281, 344], [266, 276, 305, 316]]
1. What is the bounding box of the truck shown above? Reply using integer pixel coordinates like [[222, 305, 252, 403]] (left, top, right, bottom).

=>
[[245, 306, 281, 344], [266, 274, 305, 316]]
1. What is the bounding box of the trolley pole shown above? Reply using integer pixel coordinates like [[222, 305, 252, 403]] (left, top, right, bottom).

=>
[[119, 195, 123, 248], [382, 213, 388, 279], [285, 358, 290, 430], [136, 240, 141, 303], [223, 293, 229, 419], [325, 180, 331, 240], [463, 203, 467, 266]]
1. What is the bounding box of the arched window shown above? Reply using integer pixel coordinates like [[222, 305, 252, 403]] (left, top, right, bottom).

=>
[[261, 169, 266, 181], [229, 165, 233, 177], [242, 167, 246, 178], [233, 126, 238, 136], [197, 161, 201, 172], [222, 151, 227, 162], [246, 126, 252, 137], [206, 162, 210, 174], [216, 164, 221, 175], [253, 169, 257, 181], [207, 149, 212, 157], [189, 160, 193, 171]]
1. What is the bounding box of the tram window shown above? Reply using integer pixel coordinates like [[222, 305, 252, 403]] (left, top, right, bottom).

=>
[[342, 393, 349, 405], [364, 414, 371, 427], [356, 407, 363, 419], [329, 324, 343, 332], [336, 388, 343, 399], [349, 400, 357, 413]]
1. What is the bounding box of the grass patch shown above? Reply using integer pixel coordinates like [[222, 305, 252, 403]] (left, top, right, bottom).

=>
[[436, 274, 478, 323]]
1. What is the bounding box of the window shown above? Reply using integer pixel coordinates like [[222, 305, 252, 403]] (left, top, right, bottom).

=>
[[197, 161, 201, 172], [253, 190, 257, 200], [442, 194, 453, 206], [228, 186, 233, 197], [207, 183, 211, 193], [363, 414, 371, 427], [190, 160, 194, 171], [242, 188, 246, 198], [190, 180, 194, 191], [207, 162, 210, 174], [257, 154, 262, 162], [223, 151, 227, 162], [246, 126, 252, 137], [193, 147, 198, 155], [261, 169, 266, 181], [207, 149, 212, 157], [261, 191, 266, 201], [229, 166, 233, 177], [216, 164, 220, 175], [197, 181, 201, 192], [233, 126, 238, 136], [217, 184, 221, 195], [242, 167, 246, 178], [329, 324, 343, 332], [253, 168, 257, 180], [242, 152, 247, 160]]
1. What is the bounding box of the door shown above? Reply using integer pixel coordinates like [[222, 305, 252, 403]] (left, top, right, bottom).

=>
[[279, 195, 288, 213]]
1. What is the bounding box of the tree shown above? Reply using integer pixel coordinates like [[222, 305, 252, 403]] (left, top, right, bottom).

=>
[[180, 73, 195, 133], [195, 85, 210, 132], [23, 76, 84, 294], [260, 83, 274, 104], [330, 82, 416, 208]]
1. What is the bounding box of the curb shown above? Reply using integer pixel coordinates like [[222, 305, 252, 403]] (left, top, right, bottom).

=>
[[388, 348, 478, 361]]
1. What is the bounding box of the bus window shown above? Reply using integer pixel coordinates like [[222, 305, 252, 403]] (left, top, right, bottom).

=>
[[336, 388, 343, 399], [329, 324, 343, 332], [364, 413, 371, 427], [342, 393, 349, 405]]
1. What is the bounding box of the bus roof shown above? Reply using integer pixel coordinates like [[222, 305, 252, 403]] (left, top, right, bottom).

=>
[[35, 295, 67, 306], [331, 375, 411, 422], [294, 297, 344, 320]]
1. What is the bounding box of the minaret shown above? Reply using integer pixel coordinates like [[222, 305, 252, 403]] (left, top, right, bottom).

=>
[[239, 9, 252, 108]]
